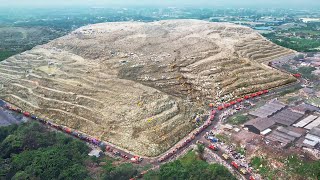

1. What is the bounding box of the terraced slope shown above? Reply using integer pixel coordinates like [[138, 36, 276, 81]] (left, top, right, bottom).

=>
[[0, 20, 296, 156]]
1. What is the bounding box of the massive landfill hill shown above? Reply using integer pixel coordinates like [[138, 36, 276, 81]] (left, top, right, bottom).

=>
[[0, 20, 296, 156]]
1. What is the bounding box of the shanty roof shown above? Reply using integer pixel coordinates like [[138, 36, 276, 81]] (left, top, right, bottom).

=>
[[309, 127, 320, 137], [244, 118, 275, 131], [291, 103, 319, 114], [293, 115, 318, 128], [303, 139, 318, 147], [249, 100, 286, 118], [305, 134, 320, 143], [271, 109, 304, 126], [305, 117, 320, 130], [277, 126, 303, 138]]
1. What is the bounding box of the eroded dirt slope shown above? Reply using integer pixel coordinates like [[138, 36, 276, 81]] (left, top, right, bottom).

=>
[[0, 20, 296, 156]]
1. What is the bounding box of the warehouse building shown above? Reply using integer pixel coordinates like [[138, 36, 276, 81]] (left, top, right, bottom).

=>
[[266, 126, 305, 147], [244, 118, 275, 134], [271, 109, 304, 126], [249, 100, 286, 118], [293, 115, 318, 128], [303, 126, 320, 148]]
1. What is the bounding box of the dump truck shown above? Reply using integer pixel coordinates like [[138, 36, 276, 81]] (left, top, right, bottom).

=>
[[231, 161, 239, 169], [240, 168, 247, 175], [208, 144, 218, 151], [222, 153, 230, 160], [23, 112, 31, 117], [292, 73, 301, 78]]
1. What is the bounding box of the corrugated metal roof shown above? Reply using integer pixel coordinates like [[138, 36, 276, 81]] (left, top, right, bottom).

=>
[[305, 134, 320, 142], [293, 115, 317, 127], [244, 118, 275, 131], [272, 109, 304, 126], [277, 127, 303, 138], [303, 139, 318, 147], [309, 127, 320, 137], [305, 117, 320, 130], [249, 101, 285, 118]]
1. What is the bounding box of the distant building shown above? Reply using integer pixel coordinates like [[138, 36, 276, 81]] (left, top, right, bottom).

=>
[[270, 109, 304, 126], [303, 126, 320, 148], [266, 126, 305, 148], [249, 100, 286, 118], [244, 118, 275, 134]]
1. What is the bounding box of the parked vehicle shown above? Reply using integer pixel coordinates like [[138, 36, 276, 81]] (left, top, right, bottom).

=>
[[222, 153, 230, 160], [240, 168, 247, 175], [231, 161, 239, 169], [208, 144, 218, 151]]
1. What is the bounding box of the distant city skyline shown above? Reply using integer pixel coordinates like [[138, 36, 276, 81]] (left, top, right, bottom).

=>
[[0, 0, 319, 8]]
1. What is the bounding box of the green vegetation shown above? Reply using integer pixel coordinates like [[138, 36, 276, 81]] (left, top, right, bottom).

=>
[[228, 114, 249, 125], [235, 146, 246, 156], [144, 151, 236, 180], [251, 155, 320, 180], [250, 156, 276, 179], [297, 66, 317, 80], [279, 85, 302, 96], [0, 122, 90, 179], [284, 155, 320, 179], [264, 23, 320, 52], [0, 51, 16, 61], [215, 133, 231, 144]]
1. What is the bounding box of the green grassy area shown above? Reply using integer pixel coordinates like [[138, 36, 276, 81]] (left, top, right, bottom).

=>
[[215, 133, 231, 144], [284, 155, 320, 179], [279, 85, 302, 96], [235, 146, 246, 156], [251, 155, 320, 180], [250, 156, 276, 179], [228, 114, 249, 125], [144, 151, 236, 180]]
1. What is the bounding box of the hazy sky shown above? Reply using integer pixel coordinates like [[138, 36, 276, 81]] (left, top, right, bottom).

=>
[[0, 0, 319, 8]]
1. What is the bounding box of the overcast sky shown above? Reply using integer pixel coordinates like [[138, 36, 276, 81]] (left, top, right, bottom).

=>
[[0, 0, 319, 8]]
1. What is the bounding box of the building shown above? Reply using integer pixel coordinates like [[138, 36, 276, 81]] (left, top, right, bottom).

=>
[[249, 100, 286, 118], [293, 115, 318, 128], [244, 118, 275, 134], [266, 126, 305, 147], [305, 117, 320, 130], [270, 109, 304, 126], [303, 126, 320, 148]]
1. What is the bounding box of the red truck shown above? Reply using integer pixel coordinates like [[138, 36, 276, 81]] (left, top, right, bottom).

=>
[[231, 161, 239, 169], [208, 144, 218, 151]]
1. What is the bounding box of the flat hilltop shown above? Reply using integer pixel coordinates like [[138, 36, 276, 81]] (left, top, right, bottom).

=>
[[0, 20, 296, 156]]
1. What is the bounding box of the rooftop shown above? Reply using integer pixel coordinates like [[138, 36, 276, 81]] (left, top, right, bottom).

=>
[[244, 117, 275, 131]]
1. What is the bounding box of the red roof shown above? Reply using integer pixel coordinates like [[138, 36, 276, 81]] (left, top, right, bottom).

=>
[[263, 89, 269, 93], [230, 101, 236, 105], [224, 103, 231, 108], [244, 95, 250, 99], [237, 98, 243, 102]]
